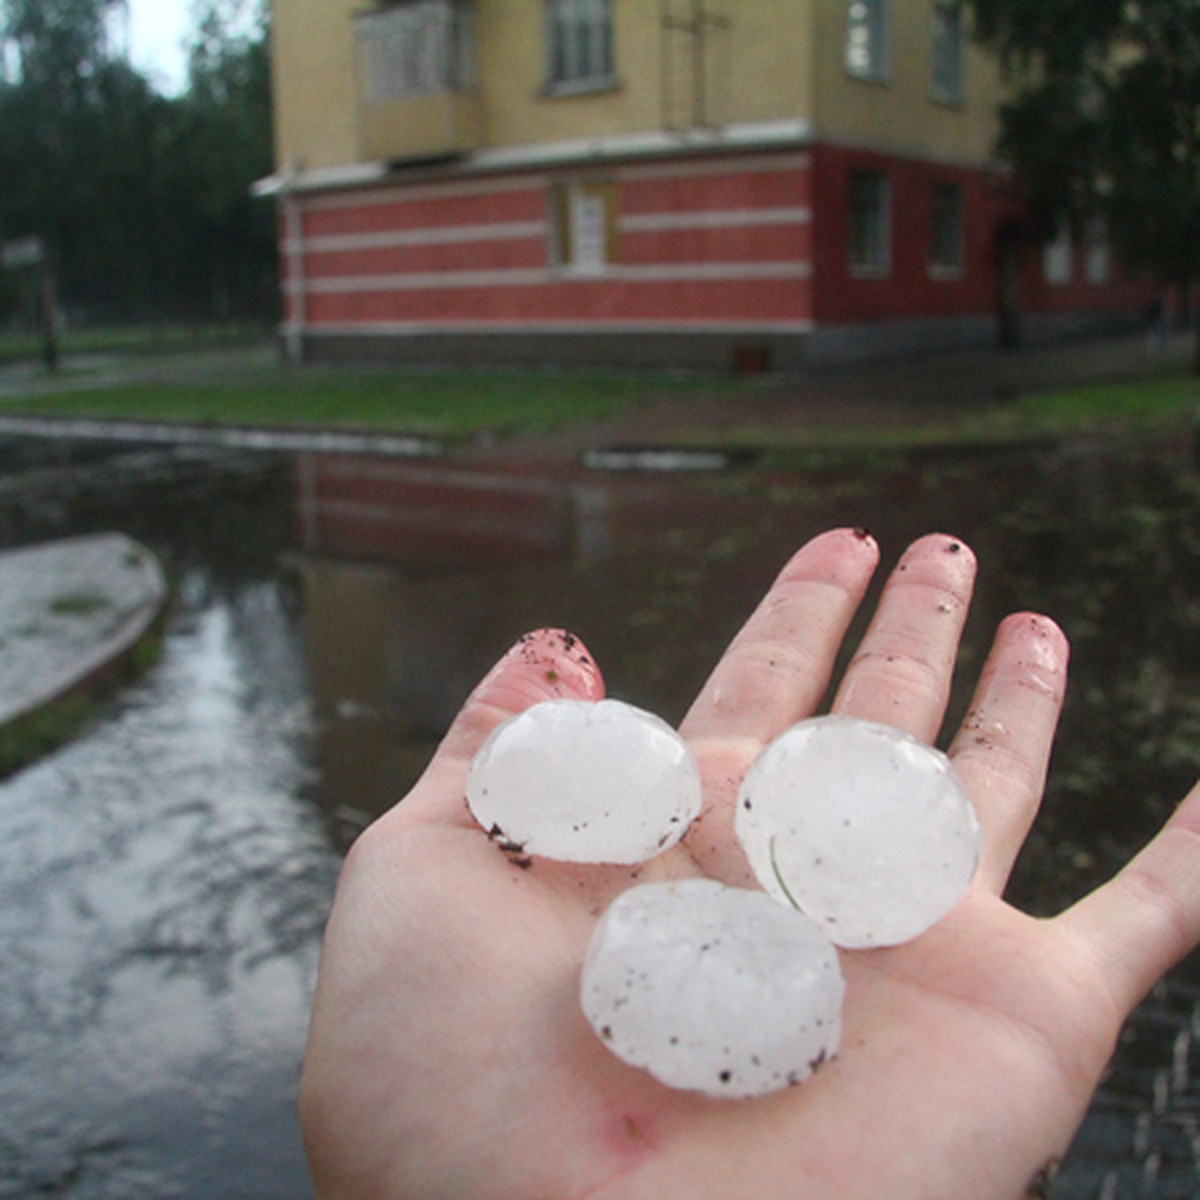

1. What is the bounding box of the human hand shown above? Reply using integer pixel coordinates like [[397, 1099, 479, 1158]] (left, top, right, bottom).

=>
[[299, 528, 1200, 1200]]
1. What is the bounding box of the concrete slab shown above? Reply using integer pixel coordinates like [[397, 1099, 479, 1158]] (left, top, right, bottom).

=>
[[0, 533, 168, 728]]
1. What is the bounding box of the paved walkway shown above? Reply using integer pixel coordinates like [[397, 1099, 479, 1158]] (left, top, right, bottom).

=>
[[466, 329, 1196, 467], [0, 533, 167, 729]]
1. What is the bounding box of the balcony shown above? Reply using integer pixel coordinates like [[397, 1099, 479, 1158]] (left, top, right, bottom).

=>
[[354, 0, 482, 163], [358, 90, 483, 163]]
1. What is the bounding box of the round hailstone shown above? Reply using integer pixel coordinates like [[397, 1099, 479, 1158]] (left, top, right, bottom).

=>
[[581, 879, 844, 1099], [736, 715, 981, 949], [466, 699, 702, 864]]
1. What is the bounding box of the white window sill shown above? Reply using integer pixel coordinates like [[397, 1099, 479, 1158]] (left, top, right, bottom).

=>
[[542, 75, 620, 99]]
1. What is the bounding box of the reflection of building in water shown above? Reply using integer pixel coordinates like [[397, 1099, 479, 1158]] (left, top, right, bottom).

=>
[[291, 448, 773, 816], [294, 450, 623, 815], [300, 555, 472, 815], [294, 452, 612, 567]]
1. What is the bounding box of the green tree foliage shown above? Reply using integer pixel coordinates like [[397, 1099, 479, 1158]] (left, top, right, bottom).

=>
[[176, 0, 277, 319], [0, 0, 277, 328], [966, 0, 1200, 360], [3, 0, 119, 99]]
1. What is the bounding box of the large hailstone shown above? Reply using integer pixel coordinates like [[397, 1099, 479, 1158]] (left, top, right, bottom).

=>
[[736, 715, 981, 949], [466, 699, 702, 864], [581, 879, 844, 1098]]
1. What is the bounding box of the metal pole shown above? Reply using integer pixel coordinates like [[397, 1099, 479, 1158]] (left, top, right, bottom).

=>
[[40, 253, 58, 373], [282, 167, 305, 365]]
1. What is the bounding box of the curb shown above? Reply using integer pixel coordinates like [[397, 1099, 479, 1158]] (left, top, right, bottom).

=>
[[0, 533, 168, 732]]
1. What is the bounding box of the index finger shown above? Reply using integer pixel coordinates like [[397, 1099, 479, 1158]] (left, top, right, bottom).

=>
[[680, 527, 880, 881]]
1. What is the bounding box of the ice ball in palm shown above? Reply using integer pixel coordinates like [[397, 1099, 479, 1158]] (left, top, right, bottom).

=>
[[581, 879, 844, 1098], [736, 715, 981, 948], [466, 699, 702, 864]]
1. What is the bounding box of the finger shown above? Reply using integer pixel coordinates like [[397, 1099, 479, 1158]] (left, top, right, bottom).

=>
[[399, 628, 604, 825], [831, 532, 976, 743], [1056, 781, 1200, 1020], [948, 613, 1069, 894], [679, 527, 879, 882], [681, 527, 880, 745]]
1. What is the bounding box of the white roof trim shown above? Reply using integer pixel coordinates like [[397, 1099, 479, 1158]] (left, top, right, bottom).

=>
[[253, 118, 812, 197]]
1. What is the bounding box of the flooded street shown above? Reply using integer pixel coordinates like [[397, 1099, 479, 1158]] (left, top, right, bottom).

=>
[[1, 429, 1199, 1197]]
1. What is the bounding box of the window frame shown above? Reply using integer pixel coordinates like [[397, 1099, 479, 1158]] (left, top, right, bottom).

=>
[[930, 0, 965, 106], [357, 0, 476, 105], [544, 0, 617, 95], [845, 0, 890, 84], [549, 178, 620, 275], [1043, 223, 1073, 286], [928, 181, 966, 278], [1085, 216, 1111, 285], [847, 169, 892, 278]]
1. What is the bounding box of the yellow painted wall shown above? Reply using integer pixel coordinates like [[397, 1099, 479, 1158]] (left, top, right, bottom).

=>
[[476, 0, 818, 147], [473, 0, 655, 146], [270, 0, 362, 170], [810, 0, 1005, 162], [268, 0, 1006, 173]]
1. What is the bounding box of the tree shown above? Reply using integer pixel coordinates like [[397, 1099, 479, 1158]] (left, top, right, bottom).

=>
[[2, 0, 119, 101], [176, 0, 277, 322], [965, 0, 1200, 367], [0, 0, 131, 334], [0, 0, 277, 334]]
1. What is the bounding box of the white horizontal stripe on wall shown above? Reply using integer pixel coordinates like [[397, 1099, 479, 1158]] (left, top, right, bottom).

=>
[[295, 268, 549, 294], [289, 211, 811, 258], [295, 152, 810, 219], [619, 207, 811, 233], [292, 261, 812, 295], [297, 318, 817, 335], [286, 221, 548, 256], [299, 173, 548, 213]]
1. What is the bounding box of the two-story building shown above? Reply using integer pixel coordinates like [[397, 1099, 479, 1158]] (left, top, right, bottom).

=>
[[256, 0, 1151, 370]]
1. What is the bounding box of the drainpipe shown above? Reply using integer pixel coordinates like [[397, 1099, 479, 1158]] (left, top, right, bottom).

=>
[[281, 162, 306, 365]]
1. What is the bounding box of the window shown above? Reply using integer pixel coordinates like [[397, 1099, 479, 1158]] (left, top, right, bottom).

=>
[[1043, 223, 1073, 285], [546, 0, 615, 91], [929, 182, 965, 275], [845, 0, 888, 82], [931, 1, 965, 105], [848, 170, 890, 275], [1085, 217, 1111, 284], [357, 1, 475, 104], [551, 180, 618, 273]]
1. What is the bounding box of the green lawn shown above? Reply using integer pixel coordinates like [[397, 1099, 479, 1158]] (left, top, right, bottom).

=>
[[953, 372, 1200, 439], [3, 329, 1196, 449], [2, 368, 711, 437], [698, 371, 1200, 461]]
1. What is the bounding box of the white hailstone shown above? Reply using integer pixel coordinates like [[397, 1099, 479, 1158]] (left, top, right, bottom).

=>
[[581, 879, 844, 1098], [736, 715, 981, 949], [466, 699, 702, 864]]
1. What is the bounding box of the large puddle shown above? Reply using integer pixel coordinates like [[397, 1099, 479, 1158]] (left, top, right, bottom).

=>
[[1, 431, 1198, 1197]]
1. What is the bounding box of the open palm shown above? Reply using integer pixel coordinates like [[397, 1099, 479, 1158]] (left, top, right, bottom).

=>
[[300, 529, 1200, 1200]]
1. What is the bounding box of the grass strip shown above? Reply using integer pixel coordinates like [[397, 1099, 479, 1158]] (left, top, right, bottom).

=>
[[4, 369, 732, 439], [695, 372, 1200, 463]]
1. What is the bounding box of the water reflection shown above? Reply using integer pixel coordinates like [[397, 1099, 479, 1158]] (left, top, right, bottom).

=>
[[1, 432, 1198, 1196], [0, 560, 334, 1198]]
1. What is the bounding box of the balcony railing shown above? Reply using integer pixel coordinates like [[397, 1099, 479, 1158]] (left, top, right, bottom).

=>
[[355, 0, 481, 162]]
